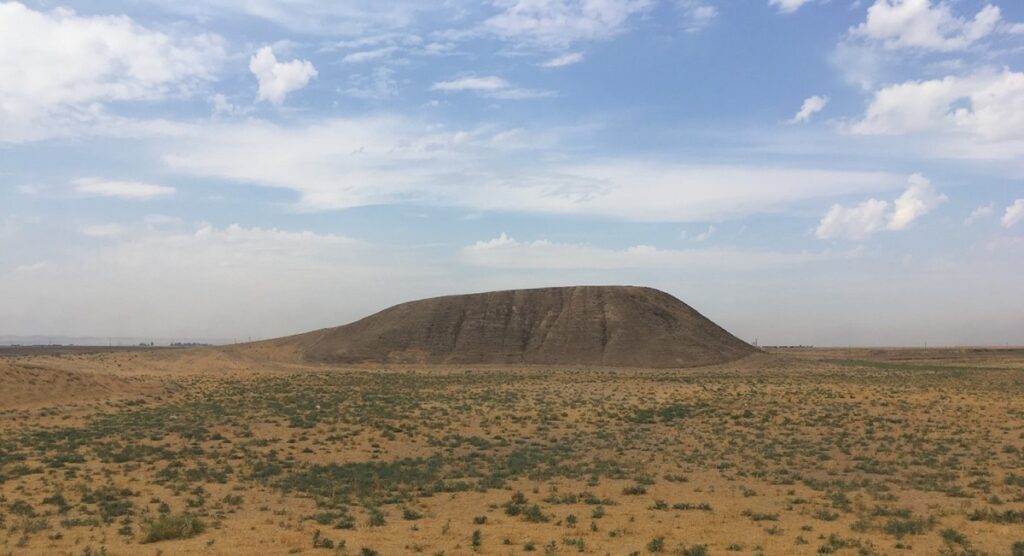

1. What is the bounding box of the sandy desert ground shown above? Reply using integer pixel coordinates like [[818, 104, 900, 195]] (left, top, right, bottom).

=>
[[1, 346, 1023, 555]]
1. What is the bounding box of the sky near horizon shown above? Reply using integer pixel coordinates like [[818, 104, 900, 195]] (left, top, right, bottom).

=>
[[1, 0, 1023, 346]]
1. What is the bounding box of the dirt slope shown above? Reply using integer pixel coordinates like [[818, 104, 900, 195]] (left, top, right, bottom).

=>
[[270, 286, 755, 368]]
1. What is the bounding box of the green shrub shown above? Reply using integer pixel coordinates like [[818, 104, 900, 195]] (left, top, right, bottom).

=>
[[140, 512, 206, 543], [883, 516, 935, 538], [646, 536, 665, 552]]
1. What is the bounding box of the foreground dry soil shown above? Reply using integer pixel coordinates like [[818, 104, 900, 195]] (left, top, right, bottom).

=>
[[0, 347, 1022, 555]]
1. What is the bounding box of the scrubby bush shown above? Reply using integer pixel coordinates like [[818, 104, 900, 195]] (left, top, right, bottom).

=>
[[140, 512, 205, 543]]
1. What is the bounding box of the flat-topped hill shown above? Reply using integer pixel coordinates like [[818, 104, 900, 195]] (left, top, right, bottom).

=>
[[268, 286, 754, 368]]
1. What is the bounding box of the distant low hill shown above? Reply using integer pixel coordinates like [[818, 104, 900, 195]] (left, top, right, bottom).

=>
[[263, 286, 755, 368]]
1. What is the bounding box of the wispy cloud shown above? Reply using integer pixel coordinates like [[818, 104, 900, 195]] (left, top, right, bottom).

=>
[[430, 75, 553, 99], [679, 1, 718, 32], [73, 178, 176, 200], [462, 232, 847, 270], [540, 52, 584, 67], [161, 117, 905, 222], [964, 203, 994, 225], [769, 0, 813, 14], [342, 46, 398, 63], [485, 0, 653, 48]]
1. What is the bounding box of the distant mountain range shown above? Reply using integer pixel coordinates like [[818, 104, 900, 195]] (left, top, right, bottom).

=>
[[0, 335, 233, 347]]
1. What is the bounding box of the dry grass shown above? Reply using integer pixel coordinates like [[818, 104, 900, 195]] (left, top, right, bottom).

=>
[[0, 348, 1022, 554]]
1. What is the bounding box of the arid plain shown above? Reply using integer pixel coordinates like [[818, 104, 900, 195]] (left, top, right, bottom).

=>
[[1, 346, 1023, 556]]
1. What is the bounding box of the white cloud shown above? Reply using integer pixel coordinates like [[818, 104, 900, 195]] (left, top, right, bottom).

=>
[[693, 224, 715, 242], [342, 46, 399, 63], [964, 203, 994, 225], [540, 52, 584, 67], [816, 199, 891, 241], [816, 173, 945, 240], [770, 0, 813, 13], [342, 67, 400, 99], [887, 173, 947, 230], [790, 95, 828, 123], [679, 1, 718, 32], [851, 0, 1002, 52], [485, 0, 652, 48], [0, 222, 408, 339], [249, 46, 318, 105], [80, 223, 128, 238], [15, 261, 51, 273], [210, 93, 251, 117], [432, 75, 510, 92], [461, 232, 844, 270], [161, 116, 904, 221], [72, 177, 176, 200], [138, 0, 431, 36], [1003, 199, 1024, 228], [0, 2, 224, 142], [848, 70, 1024, 157], [430, 75, 552, 99]]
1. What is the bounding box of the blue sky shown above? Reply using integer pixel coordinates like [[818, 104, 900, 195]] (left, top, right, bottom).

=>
[[1, 0, 1023, 346]]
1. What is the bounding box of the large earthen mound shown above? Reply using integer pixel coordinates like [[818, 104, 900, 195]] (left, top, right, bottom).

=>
[[272, 286, 754, 368]]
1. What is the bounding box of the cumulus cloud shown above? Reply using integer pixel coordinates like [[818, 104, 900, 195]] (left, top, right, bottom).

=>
[[815, 199, 891, 241], [888, 174, 947, 230], [540, 52, 584, 67], [485, 0, 652, 48], [816, 174, 946, 240], [790, 95, 828, 123], [1003, 199, 1024, 228], [832, 1, 1019, 90], [161, 116, 903, 221], [461, 232, 843, 270], [964, 203, 994, 225], [848, 70, 1024, 157], [769, 0, 813, 14], [0, 2, 224, 142], [249, 46, 318, 105], [430, 75, 552, 99], [72, 177, 176, 200], [851, 0, 1002, 52]]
